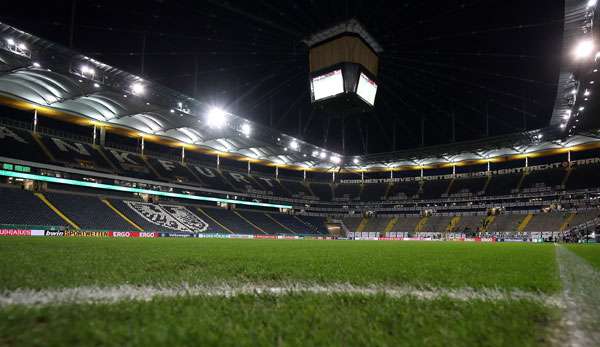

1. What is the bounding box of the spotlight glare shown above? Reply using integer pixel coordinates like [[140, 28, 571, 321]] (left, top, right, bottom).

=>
[[353, 158, 360, 164], [131, 82, 145, 95], [312, 150, 319, 157], [289, 140, 299, 150], [32, 62, 41, 68], [588, 0, 597, 8], [17, 43, 26, 50], [93, 83, 100, 88], [80, 65, 95, 76], [241, 123, 251, 137], [319, 151, 327, 159], [331, 156, 341, 164], [6, 38, 15, 45], [207, 107, 227, 129], [573, 40, 595, 60]]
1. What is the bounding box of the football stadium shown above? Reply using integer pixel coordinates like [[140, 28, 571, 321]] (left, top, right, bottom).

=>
[[0, 1, 600, 346]]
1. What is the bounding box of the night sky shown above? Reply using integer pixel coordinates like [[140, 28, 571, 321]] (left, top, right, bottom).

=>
[[0, 0, 564, 155]]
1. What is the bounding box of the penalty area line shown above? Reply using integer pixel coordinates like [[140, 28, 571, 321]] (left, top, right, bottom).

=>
[[0, 283, 561, 308]]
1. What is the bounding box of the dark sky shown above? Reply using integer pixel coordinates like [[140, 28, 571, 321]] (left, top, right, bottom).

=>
[[0, 0, 564, 155]]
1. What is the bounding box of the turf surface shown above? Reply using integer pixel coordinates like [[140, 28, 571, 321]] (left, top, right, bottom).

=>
[[0, 294, 559, 347], [565, 244, 600, 270], [0, 238, 559, 292]]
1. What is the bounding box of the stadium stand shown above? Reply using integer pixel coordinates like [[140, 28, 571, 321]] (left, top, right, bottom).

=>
[[520, 168, 566, 192], [390, 216, 422, 233], [487, 214, 524, 232], [565, 164, 600, 190], [44, 192, 134, 231], [334, 183, 361, 200], [236, 210, 288, 234], [267, 213, 308, 234], [296, 215, 328, 234], [199, 207, 262, 234], [423, 216, 452, 233], [360, 183, 388, 201], [524, 212, 566, 232], [310, 182, 333, 201], [0, 186, 65, 227], [421, 180, 451, 199], [41, 136, 113, 172], [448, 177, 487, 197], [485, 173, 521, 196], [387, 181, 420, 199]]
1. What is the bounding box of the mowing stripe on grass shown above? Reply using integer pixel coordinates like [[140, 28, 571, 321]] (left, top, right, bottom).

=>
[[556, 245, 600, 347], [0, 283, 562, 308]]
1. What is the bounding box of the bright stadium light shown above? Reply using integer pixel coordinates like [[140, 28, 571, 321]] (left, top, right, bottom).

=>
[[80, 65, 95, 76], [131, 82, 145, 95], [32, 62, 41, 68], [207, 107, 227, 129], [241, 123, 251, 137], [289, 140, 299, 150], [584, 89, 591, 97], [93, 83, 100, 88], [6, 38, 14, 46], [17, 43, 27, 50], [573, 40, 595, 60], [579, 106, 585, 111], [353, 158, 360, 164], [331, 156, 341, 164], [312, 150, 319, 157], [588, 0, 597, 8], [319, 151, 327, 159]]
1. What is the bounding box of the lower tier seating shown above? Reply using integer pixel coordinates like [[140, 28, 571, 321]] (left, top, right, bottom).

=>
[[0, 187, 65, 227]]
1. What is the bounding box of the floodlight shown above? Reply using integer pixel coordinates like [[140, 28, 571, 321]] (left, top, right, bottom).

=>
[[353, 158, 360, 164], [80, 65, 95, 76], [579, 106, 585, 111], [584, 89, 591, 96], [6, 38, 14, 46], [207, 107, 227, 129], [131, 82, 145, 95], [331, 156, 341, 164], [588, 0, 597, 8], [560, 123, 567, 129], [571, 89, 578, 95], [17, 43, 26, 50], [289, 140, 299, 150], [573, 40, 595, 60], [312, 150, 319, 157], [319, 152, 327, 159], [32, 62, 41, 68], [93, 83, 100, 88], [241, 123, 251, 137]]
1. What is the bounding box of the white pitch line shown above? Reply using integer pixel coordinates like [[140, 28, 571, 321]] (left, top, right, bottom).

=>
[[0, 283, 561, 308], [556, 245, 600, 347]]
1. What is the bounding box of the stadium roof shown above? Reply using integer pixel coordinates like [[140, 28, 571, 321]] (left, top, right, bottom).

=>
[[0, 0, 598, 172]]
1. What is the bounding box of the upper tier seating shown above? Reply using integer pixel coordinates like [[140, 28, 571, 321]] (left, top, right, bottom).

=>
[[449, 177, 487, 196], [566, 164, 600, 191], [0, 126, 49, 163], [102, 148, 154, 178], [42, 136, 112, 172], [334, 183, 361, 200], [310, 182, 333, 201], [360, 183, 388, 201], [279, 180, 312, 198], [45, 193, 134, 231], [521, 168, 566, 191], [0, 187, 65, 227], [421, 180, 451, 199], [387, 181, 420, 199], [485, 174, 521, 196], [145, 157, 202, 185]]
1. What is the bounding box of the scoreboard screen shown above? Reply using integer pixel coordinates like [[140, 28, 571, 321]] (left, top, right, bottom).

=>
[[356, 72, 377, 106], [311, 69, 344, 102]]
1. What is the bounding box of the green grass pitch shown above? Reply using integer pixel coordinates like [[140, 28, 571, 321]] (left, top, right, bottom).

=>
[[0, 238, 575, 346]]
